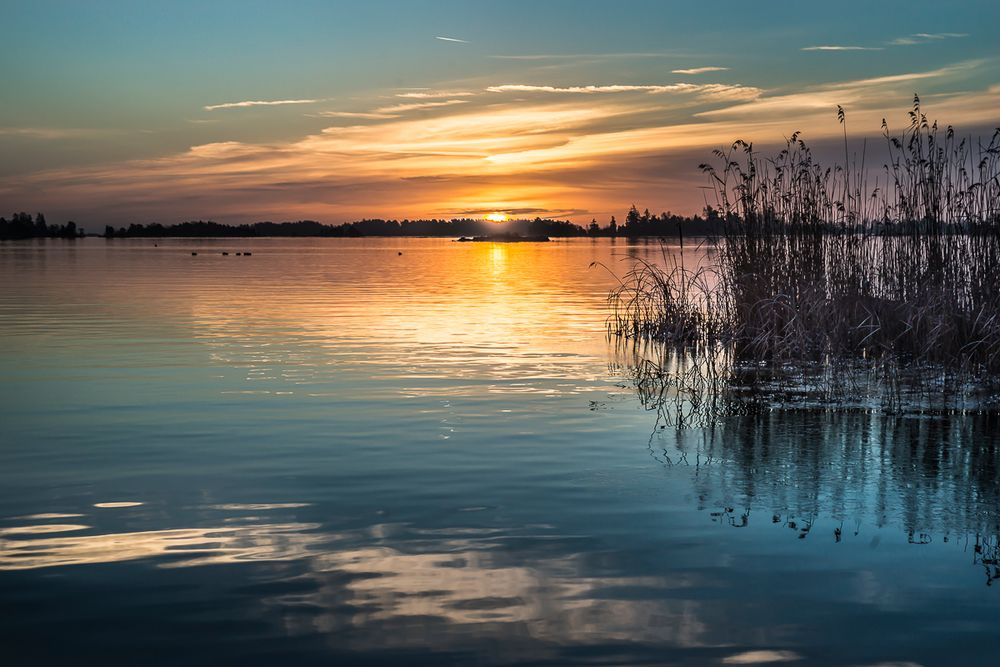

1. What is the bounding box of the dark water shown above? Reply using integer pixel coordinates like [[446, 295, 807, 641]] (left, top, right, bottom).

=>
[[1, 238, 997, 666]]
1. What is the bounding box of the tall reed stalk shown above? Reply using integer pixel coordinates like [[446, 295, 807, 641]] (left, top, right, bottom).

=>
[[609, 99, 1000, 414]]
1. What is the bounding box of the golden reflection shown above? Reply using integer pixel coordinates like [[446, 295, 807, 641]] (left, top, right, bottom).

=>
[[0, 522, 323, 571], [0, 524, 90, 536], [721, 650, 803, 664], [488, 244, 508, 278], [182, 240, 651, 397]]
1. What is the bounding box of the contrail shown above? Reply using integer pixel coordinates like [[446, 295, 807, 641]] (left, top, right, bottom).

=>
[[435, 36, 469, 43]]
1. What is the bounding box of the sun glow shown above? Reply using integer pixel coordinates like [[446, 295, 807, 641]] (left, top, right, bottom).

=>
[[485, 212, 509, 222]]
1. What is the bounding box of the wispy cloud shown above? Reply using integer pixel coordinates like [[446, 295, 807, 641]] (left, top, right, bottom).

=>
[[0, 127, 112, 139], [671, 67, 729, 74], [396, 91, 475, 99], [486, 83, 761, 99], [805, 32, 969, 51], [204, 99, 318, 111], [373, 100, 469, 114], [434, 36, 469, 43], [487, 84, 679, 94], [457, 207, 557, 216], [490, 52, 680, 61], [890, 32, 968, 46], [802, 45, 883, 51], [317, 99, 474, 121], [315, 111, 397, 120], [697, 61, 983, 119], [844, 61, 981, 87]]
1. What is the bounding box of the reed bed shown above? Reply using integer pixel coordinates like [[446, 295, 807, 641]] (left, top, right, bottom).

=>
[[609, 99, 1000, 414]]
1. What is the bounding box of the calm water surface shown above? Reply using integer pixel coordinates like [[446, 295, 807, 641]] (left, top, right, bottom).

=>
[[1, 238, 998, 666]]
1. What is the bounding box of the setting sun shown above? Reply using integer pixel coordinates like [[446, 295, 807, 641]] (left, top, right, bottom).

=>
[[485, 212, 509, 222]]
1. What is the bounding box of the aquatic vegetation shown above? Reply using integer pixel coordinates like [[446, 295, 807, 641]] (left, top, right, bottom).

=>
[[609, 99, 1000, 414]]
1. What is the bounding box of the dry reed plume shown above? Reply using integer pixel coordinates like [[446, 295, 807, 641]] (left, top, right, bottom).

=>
[[609, 97, 1000, 415]]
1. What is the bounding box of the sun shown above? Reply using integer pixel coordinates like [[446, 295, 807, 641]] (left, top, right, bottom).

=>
[[485, 212, 508, 223]]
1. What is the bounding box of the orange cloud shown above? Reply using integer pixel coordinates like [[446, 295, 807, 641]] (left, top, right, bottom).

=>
[[3, 62, 997, 225]]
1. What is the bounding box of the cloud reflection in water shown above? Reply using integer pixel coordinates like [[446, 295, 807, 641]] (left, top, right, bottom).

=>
[[0, 512, 724, 652]]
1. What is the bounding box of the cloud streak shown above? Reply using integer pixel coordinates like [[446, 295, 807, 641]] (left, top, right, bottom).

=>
[[395, 91, 475, 99], [0, 127, 113, 139], [805, 32, 968, 51], [315, 111, 397, 120], [671, 67, 729, 74], [485, 83, 761, 99], [697, 62, 983, 119], [204, 99, 319, 111], [891, 32, 968, 46], [489, 52, 682, 61], [373, 100, 469, 114], [802, 45, 883, 51], [434, 36, 469, 43]]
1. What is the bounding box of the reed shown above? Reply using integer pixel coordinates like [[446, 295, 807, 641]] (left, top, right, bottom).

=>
[[609, 99, 1000, 413]]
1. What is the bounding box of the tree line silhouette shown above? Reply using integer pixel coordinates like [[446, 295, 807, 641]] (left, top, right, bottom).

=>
[[3, 208, 727, 240], [102, 220, 359, 238], [0, 213, 83, 239]]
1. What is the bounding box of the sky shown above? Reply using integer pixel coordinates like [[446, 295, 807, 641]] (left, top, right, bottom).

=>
[[1, 0, 998, 226]]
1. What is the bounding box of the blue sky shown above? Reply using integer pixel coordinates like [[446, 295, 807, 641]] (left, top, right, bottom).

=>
[[1, 0, 997, 224]]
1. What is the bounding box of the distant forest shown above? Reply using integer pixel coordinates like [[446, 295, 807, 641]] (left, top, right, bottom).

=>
[[0, 212, 84, 239], [1, 206, 725, 240]]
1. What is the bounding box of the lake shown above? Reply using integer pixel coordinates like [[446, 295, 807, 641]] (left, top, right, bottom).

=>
[[1, 237, 997, 666]]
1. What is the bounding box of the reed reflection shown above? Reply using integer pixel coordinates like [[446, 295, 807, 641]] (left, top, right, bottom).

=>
[[614, 341, 1000, 585]]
